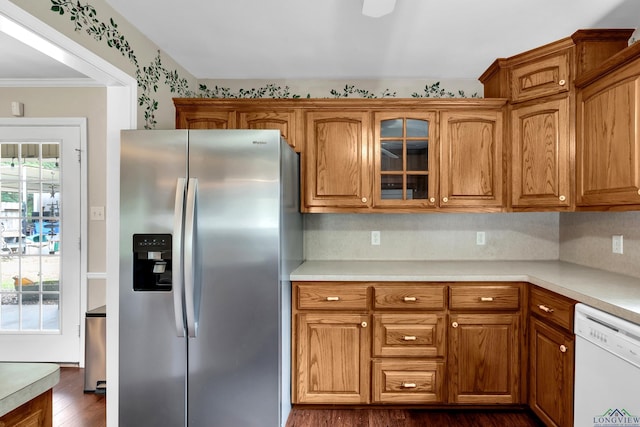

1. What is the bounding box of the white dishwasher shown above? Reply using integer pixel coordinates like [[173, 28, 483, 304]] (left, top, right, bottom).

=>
[[574, 303, 640, 427]]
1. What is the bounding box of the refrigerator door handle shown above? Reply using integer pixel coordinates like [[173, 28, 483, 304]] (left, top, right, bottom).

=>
[[184, 177, 198, 338], [172, 178, 187, 337]]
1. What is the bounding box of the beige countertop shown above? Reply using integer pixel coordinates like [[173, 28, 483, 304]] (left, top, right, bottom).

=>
[[290, 260, 640, 325], [0, 363, 60, 417]]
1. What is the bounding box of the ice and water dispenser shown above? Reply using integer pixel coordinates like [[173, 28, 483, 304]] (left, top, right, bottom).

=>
[[132, 234, 172, 291]]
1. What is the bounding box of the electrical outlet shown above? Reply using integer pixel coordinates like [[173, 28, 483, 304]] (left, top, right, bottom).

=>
[[476, 231, 486, 246], [90, 206, 105, 221], [371, 231, 381, 246], [612, 235, 624, 254]]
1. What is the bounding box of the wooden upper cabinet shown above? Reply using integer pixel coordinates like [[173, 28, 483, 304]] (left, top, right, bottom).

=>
[[512, 97, 571, 208], [373, 112, 438, 209], [511, 51, 570, 102], [238, 110, 301, 151], [176, 109, 235, 129], [440, 110, 504, 209], [303, 111, 371, 212], [576, 43, 640, 208]]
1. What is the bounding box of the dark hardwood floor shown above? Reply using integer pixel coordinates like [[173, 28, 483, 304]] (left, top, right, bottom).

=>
[[52, 368, 544, 427], [286, 407, 545, 427], [53, 367, 105, 427]]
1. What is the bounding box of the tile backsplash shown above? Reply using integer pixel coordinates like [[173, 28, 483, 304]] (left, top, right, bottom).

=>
[[560, 211, 640, 279], [304, 212, 560, 261]]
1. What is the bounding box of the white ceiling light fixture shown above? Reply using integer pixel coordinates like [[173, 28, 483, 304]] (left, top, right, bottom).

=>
[[362, 0, 396, 18]]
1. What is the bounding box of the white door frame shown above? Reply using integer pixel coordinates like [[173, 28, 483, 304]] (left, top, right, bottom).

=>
[[0, 2, 136, 426]]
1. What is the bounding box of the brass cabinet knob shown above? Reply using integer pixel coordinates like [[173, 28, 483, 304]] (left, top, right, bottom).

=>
[[429, 197, 436, 203], [361, 321, 368, 328], [361, 197, 367, 203], [559, 195, 566, 202], [452, 321, 459, 328], [560, 345, 567, 353], [559, 79, 566, 86], [442, 197, 449, 203]]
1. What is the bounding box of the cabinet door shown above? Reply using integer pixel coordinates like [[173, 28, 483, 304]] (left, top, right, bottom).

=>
[[448, 313, 520, 404], [440, 110, 504, 209], [175, 110, 235, 129], [577, 70, 640, 206], [303, 111, 371, 211], [373, 112, 437, 208], [295, 313, 370, 404], [512, 97, 571, 208], [238, 110, 300, 151], [529, 317, 574, 427], [510, 51, 570, 102]]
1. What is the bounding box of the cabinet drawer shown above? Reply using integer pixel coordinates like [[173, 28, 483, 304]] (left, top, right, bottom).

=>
[[373, 314, 445, 357], [296, 283, 368, 310], [511, 51, 570, 102], [529, 286, 575, 331], [372, 360, 445, 404], [373, 284, 445, 310], [449, 284, 521, 310]]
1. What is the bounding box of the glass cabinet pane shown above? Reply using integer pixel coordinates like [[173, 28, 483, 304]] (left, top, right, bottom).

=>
[[407, 175, 428, 199], [407, 140, 428, 171], [380, 175, 404, 199], [380, 119, 403, 137], [406, 119, 429, 137], [380, 141, 403, 171]]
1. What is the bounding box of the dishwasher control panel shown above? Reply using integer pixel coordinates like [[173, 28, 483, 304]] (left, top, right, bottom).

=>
[[575, 303, 640, 369]]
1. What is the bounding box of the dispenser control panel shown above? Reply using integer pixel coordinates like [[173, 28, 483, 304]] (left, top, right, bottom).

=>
[[132, 233, 172, 291]]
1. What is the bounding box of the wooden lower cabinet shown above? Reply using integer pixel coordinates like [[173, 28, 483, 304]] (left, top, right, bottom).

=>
[[0, 389, 52, 427], [448, 313, 521, 404], [372, 359, 445, 404], [528, 285, 576, 427], [292, 281, 543, 410], [529, 317, 574, 427], [294, 312, 370, 404]]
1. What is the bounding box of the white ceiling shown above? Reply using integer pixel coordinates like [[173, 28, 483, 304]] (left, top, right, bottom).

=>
[[1, 0, 640, 82], [102, 0, 640, 80]]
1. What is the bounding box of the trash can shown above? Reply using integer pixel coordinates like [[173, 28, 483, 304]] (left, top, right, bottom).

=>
[[84, 305, 106, 393]]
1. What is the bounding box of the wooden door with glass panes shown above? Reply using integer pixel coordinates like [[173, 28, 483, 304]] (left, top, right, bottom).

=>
[[373, 112, 437, 209]]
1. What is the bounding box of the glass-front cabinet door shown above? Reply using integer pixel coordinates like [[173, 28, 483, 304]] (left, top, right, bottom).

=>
[[373, 112, 437, 208]]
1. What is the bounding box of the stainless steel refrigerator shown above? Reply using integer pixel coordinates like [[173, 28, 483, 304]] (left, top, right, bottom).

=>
[[119, 129, 302, 427]]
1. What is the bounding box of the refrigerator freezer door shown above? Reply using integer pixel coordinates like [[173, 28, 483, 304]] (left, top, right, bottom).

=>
[[119, 130, 189, 426], [186, 130, 282, 427]]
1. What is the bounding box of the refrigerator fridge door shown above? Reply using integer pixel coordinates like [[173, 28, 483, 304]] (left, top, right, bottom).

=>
[[186, 130, 283, 427], [119, 130, 189, 426]]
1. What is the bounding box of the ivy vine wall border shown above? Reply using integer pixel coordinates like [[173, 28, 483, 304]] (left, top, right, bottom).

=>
[[50, 0, 479, 129]]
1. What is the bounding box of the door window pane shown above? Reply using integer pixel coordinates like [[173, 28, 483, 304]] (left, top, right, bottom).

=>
[[0, 142, 60, 333], [381, 175, 404, 199], [407, 175, 429, 200], [406, 119, 429, 137], [380, 119, 403, 137]]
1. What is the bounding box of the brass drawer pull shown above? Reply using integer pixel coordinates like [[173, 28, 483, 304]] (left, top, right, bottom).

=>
[[326, 296, 340, 301], [538, 304, 554, 313], [401, 382, 417, 389], [480, 297, 494, 302], [403, 336, 417, 341], [403, 296, 417, 302]]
